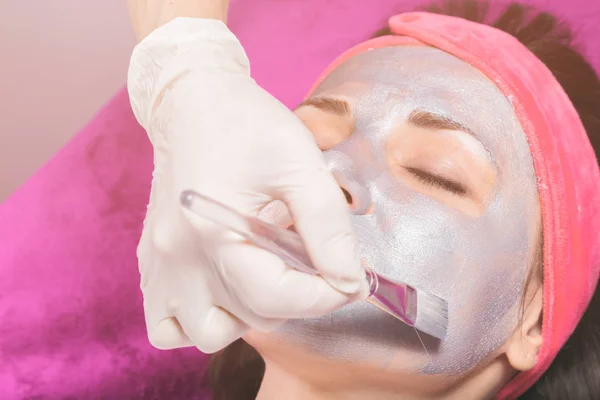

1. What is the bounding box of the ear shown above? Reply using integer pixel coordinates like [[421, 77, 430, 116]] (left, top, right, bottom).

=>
[[505, 286, 544, 371]]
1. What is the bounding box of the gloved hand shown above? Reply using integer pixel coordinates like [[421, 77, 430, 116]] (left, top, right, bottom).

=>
[[127, 18, 368, 353]]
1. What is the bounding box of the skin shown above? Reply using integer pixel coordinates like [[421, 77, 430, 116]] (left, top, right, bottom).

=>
[[127, 0, 230, 41], [246, 46, 545, 399]]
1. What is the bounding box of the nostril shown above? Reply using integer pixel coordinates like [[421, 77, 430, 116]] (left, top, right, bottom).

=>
[[287, 224, 297, 233], [341, 187, 353, 205]]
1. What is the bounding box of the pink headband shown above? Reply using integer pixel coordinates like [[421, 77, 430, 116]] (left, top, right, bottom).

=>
[[309, 12, 600, 399]]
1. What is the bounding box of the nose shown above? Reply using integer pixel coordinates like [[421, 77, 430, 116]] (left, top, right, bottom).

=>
[[338, 181, 373, 215], [324, 145, 373, 215]]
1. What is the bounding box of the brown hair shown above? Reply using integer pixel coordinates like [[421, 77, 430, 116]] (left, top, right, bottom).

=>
[[206, 2, 600, 399]]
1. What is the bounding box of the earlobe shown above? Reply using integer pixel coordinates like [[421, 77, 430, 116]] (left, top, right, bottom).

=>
[[506, 286, 544, 371]]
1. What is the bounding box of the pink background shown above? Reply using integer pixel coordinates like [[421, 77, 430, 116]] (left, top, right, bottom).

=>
[[0, 0, 135, 201], [1, 0, 599, 399]]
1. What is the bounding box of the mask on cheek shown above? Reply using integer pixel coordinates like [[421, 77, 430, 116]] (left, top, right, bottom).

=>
[[272, 46, 540, 375]]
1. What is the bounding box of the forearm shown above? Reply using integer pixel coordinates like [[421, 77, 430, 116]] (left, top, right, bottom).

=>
[[128, 0, 231, 42], [156, 0, 230, 26]]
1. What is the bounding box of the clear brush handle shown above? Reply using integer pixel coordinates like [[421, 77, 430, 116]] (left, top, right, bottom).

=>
[[179, 190, 451, 341], [180, 190, 378, 294]]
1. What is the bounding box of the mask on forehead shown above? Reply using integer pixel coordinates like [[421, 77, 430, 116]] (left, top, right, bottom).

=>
[[275, 45, 540, 375]]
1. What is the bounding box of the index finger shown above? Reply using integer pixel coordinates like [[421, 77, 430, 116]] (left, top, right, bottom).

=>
[[275, 165, 366, 294]]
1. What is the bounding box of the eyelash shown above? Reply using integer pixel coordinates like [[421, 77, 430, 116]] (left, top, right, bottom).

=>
[[404, 167, 468, 196]]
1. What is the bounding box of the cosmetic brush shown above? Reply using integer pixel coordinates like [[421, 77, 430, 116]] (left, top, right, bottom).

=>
[[180, 190, 448, 340]]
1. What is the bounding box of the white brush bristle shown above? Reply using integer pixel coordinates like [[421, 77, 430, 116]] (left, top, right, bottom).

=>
[[414, 290, 449, 340]]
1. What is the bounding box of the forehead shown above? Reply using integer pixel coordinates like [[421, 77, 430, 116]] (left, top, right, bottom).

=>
[[312, 46, 526, 157], [316, 46, 494, 94]]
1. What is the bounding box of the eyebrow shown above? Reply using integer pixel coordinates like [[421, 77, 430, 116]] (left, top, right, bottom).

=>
[[296, 97, 351, 116], [297, 99, 482, 146], [407, 109, 478, 139]]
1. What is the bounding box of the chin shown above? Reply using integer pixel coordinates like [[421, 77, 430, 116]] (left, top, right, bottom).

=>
[[243, 329, 468, 396]]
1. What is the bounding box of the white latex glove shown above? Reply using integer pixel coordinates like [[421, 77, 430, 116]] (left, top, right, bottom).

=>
[[127, 18, 368, 353]]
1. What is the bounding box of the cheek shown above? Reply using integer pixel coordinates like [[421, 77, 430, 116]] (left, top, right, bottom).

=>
[[355, 184, 531, 371], [258, 172, 534, 377]]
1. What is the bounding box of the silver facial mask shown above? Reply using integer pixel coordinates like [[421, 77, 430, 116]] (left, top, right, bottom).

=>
[[271, 46, 540, 375]]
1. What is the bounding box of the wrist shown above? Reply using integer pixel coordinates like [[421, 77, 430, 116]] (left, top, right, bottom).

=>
[[159, 0, 230, 25], [129, 0, 231, 42], [128, 18, 248, 131]]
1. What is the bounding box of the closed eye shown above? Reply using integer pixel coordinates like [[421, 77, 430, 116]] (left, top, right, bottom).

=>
[[404, 167, 468, 196]]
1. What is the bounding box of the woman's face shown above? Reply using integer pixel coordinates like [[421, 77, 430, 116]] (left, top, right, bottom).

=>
[[247, 46, 540, 383]]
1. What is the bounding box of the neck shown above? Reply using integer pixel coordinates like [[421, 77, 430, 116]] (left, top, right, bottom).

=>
[[256, 356, 515, 400]]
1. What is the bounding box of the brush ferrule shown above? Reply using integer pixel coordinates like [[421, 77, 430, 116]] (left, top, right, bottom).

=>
[[366, 274, 416, 327]]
